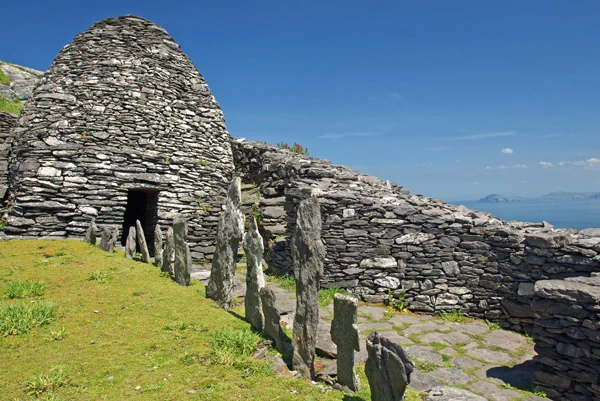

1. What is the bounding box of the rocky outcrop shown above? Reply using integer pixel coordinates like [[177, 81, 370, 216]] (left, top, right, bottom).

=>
[[0, 62, 43, 101], [5, 16, 234, 265]]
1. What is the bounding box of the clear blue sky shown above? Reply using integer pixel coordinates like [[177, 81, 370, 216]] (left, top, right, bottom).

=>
[[3, 0, 599, 201]]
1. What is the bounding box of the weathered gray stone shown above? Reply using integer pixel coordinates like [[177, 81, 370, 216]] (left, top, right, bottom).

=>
[[161, 227, 174, 275], [135, 220, 150, 263], [98, 225, 118, 252], [424, 386, 486, 401], [207, 177, 244, 309], [244, 215, 265, 331], [365, 331, 414, 401], [535, 279, 600, 303], [292, 198, 326, 379], [83, 218, 97, 244], [525, 232, 571, 248], [173, 217, 191, 286], [330, 294, 360, 391], [124, 226, 136, 259], [260, 287, 287, 355], [153, 225, 163, 268]]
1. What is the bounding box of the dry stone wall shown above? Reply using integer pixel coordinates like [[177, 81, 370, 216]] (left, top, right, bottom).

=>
[[5, 16, 234, 262], [233, 140, 600, 330], [0, 112, 17, 201], [532, 277, 600, 400]]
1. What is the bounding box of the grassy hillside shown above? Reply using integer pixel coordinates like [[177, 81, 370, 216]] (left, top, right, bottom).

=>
[[0, 94, 22, 115], [0, 240, 418, 401]]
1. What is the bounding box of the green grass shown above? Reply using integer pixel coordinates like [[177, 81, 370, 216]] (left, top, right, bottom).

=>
[[46, 327, 68, 342], [0, 300, 57, 336], [412, 358, 440, 373], [1, 240, 394, 400], [438, 310, 468, 323], [0, 93, 22, 115], [266, 273, 296, 291], [4, 279, 47, 299], [0, 62, 10, 85], [318, 287, 350, 307], [485, 320, 501, 330]]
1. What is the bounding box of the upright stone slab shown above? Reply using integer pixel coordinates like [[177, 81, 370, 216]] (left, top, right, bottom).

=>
[[83, 218, 97, 245], [206, 177, 244, 309], [99, 225, 118, 253], [173, 216, 190, 286], [162, 227, 174, 275], [153, 225, 163, 268], [292, 197, 326, 379], [124, 226, 137, 259], [365, 331, 414, 401], [331, 294, 360, 391], [135, 220, 150, 263], [244, 215, 265, 331], [260, 287, 287, 355]]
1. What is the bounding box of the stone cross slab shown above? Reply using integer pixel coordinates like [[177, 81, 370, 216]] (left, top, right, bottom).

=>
[[153, 225, 163, 268], [135, 220, 150, 263], [124, 225, 136, 259], [162, 227, 174, 276], [173, 216, 191, 286], [292, 197, 326, 379], [330, 293, 360, 391], [244, 215, 265, 331], [260, 287, 287, 355], [206, 176, 244, 310]]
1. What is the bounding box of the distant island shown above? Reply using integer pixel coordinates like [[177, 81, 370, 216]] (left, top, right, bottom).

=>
[[479, 191, 600, 203]]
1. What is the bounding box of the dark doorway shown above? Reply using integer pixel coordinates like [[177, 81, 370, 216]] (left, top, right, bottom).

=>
[[121, 189, 159, 255]]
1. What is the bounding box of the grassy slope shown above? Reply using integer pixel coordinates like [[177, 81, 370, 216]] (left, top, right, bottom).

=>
[[0, 61, 24, 114], [0, 240, 420, 401]]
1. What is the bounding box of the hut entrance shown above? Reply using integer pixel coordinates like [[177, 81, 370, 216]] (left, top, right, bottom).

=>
[[121, 189, 159, 255]]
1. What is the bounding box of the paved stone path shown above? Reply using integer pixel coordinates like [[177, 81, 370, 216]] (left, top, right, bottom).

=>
[[191, 268, 547, 401]]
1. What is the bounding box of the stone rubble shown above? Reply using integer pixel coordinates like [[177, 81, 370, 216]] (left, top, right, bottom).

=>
[[244, 214, 265, 331], [292, 198, 326, 379], [206, 177, 244, 309], [365, 331, 414, 401], [330, 293, 360, 392]]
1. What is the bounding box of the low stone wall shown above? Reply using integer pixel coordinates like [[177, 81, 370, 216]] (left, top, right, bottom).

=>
[[532, 277, 600, 400], [0, 111, 17, 202], [232, 140, 600, 330]]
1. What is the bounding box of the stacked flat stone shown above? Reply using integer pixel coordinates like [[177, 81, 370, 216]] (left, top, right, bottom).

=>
[[5, 16, 234, 264], [531, 277, 600, 400], [0, 112, 17, 202], [233, 140, 600, 330]]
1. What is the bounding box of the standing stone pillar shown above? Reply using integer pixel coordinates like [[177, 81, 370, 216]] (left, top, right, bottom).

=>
[[244, 215, 265, 331], [99, 225, 119, 252], [135, 220, 150, 263], [331, 294, 360, 391], [173, 216, 191, 286], [206, 177, 244, 310], [292, 198, 326, 379], [124, 226, 137, 259], [161, 227, 174, 275], [260, 287, 288, 355], [365, 331, 414, 401], [153, 225, 163, 268], [83, 218, 97, 245]]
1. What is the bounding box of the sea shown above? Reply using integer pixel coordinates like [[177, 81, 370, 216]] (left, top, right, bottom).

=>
[[454, 198, 600, 230]]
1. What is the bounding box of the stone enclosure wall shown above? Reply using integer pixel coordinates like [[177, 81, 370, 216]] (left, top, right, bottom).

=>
[[5, 16, 234, 261], [233, 140, 600, 333], [532, 277, 600, 400], [0, 111, 17, 202]]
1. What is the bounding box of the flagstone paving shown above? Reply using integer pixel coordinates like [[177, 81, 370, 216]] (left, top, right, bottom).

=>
[[192, 269, 548, 400]]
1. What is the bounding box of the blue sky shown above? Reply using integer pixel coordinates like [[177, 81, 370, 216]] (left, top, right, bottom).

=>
[[3, 0, 599, 201]]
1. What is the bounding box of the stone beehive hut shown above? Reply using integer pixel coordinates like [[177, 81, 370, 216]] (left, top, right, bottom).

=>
[[0, 112, 17, 201], [5, 15, 234, 259]]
